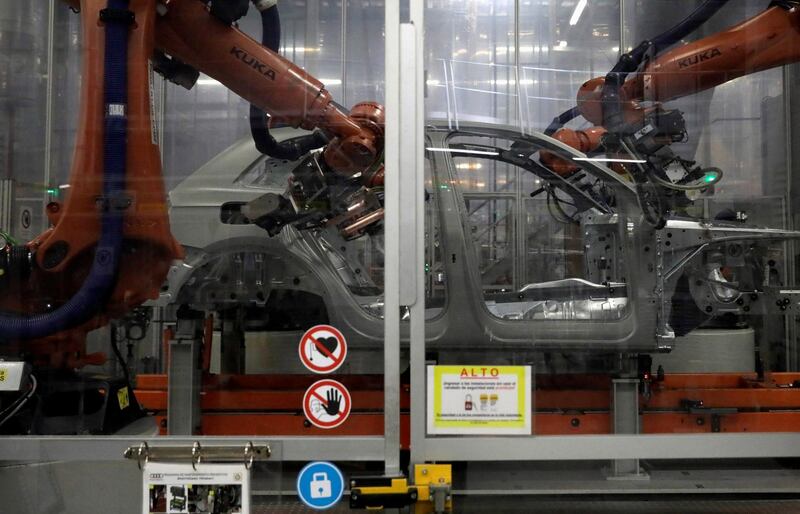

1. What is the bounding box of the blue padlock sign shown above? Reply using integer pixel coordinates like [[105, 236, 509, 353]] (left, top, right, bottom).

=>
[[296, 461, 345, 510]]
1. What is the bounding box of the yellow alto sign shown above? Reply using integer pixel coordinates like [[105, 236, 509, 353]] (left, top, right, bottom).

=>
[[427, 365, 531, 435]]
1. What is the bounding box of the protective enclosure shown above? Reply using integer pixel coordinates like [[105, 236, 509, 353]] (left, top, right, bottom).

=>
[[1, 0, 396, 512], [414, 0, 800, 496], [2, 0, 800, 512]]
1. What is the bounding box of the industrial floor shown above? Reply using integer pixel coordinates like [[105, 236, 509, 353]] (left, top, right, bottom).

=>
[[252, 498, 800, 513], [252, 460, 800, 513], [4, 460, 800, 513]]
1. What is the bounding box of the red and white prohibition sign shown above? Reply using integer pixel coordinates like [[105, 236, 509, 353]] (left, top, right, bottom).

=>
[[303, 379, 352, 429], [298, 324, 348, 374]]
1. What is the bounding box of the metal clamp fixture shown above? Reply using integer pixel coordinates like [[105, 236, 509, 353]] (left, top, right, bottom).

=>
[[414, 464, 452, 514], [349, 464, 452, 513], [123, 441, 271, 469], [349, 476, 418, 510]]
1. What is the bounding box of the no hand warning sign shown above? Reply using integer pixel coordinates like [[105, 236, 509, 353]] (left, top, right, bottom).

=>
[[299, 325, 348, 374], [303, 379, 352, 430]]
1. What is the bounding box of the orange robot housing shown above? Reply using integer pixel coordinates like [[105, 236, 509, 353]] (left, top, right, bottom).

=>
[[542, 4, 800, 174], [5, 0, 384, 367]]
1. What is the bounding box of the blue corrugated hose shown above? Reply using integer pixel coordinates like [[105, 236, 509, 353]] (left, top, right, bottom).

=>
[[0, 0, 129, 341]]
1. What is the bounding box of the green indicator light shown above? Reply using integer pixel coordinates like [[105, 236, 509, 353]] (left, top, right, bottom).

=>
[[703, 173, 717, 183], [46, 188, 58, 195]]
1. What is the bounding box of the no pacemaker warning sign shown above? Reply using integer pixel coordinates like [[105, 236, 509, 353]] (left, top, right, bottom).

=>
[[303, 379, 352, 429], [298, 325, 348, 374]]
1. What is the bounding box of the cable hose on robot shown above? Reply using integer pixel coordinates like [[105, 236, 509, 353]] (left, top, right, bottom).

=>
[[249, 4, 329, 160], [0, 0, 129, 341]]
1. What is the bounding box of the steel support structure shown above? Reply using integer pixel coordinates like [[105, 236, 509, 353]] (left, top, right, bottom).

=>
[[167, 315, 203, 435], [609, 378, 648, 479]]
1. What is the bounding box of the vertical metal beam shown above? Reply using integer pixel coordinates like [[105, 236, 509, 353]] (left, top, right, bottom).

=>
[[443, 60, 453, 129], [167, 316, 203, 435], [783, 64, 797, 371], [448, 60, 460, 130], [409, 0, 426, 470], [384, 0, 401, 476], [219, 312, 244, 374], [167, 339, 201, 435], [0, 179, 12, 233], [514, 0, 525, 133], [157, 74, 166, 161], [619, 0, 627, 54], [341, 0, 348, 107], [609, 378, 647, 479], [42, 0, 55, 230]]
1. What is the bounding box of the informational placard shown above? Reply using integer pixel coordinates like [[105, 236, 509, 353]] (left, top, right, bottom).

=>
[[143, 462, 249, 514], [298, 324, 348, 374], [303, 379, 352, 429], [0, 361, 27, 391], [427, 365, 531, 435]]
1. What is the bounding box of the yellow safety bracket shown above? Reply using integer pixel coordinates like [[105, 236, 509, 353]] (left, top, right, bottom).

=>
[[413, 464, 452, 513], [349, 476, 418, 510]]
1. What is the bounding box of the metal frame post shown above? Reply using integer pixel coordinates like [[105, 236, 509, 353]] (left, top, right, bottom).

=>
[[384, 0, 402, 476], [167, 315, 203, 435], [42, 0, 55, 229], [609, 378, 648, 479], [408, 0, 426, 470]]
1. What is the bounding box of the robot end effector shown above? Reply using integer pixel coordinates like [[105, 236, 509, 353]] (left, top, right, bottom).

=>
[[538, 1, 800, 226]]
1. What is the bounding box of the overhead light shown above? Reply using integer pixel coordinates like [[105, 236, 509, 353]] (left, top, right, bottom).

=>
[[456, 162, 483, 170], [573, 157, 647, 164], [282, 47, 320, 54], [58, 184, 71, 189], [557, 40, 568, 48], [426, 148, 500, 156], [196, 78, 222, 86], [569, 0, 588, 26]]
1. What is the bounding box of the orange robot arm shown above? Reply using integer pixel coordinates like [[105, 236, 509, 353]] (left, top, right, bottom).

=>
[[577, 3, 800, 127], [155, 0, 383, 176], [545, 3, 800, 176], [1, 0, 383, 363], [60, 0, 384, 175]]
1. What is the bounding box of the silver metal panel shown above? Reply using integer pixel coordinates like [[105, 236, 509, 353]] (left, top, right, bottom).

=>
[[0, 436, 387, 462], [421, 434, 800, 461], [449, 463, 800, 495], [167, 339, 201, 435], [611, 378, 643, 478], [383, 0, 401, 476], [0, 178, 11, 233], [42, 0, 54, 231], [0, 461, 141, 514], [398, 23, 419, 306], [409, 0, 427, 469]]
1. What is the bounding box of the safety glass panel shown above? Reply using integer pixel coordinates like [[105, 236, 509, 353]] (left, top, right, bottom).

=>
[[0, 1, 391, 512], [464, 196, 516, 292], [419, 0, 800, 509]]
